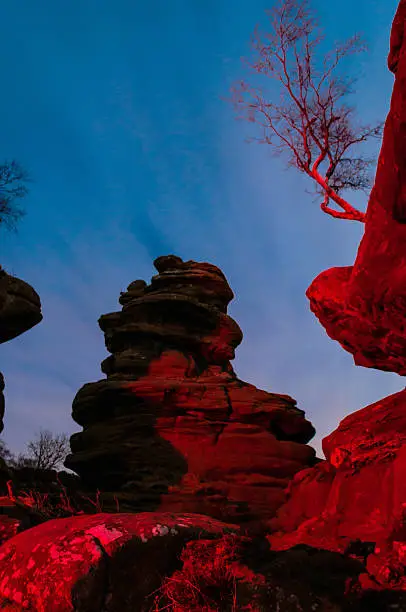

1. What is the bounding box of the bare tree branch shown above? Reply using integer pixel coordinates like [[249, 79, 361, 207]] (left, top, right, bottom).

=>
[[229, 0, 383, 222], [0, 160, 31, 232], [26, 430, 70, 471], [3, 430, 70, 472]]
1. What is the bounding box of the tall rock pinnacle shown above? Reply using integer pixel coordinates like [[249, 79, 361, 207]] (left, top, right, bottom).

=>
[[65, 255, 317, 527]]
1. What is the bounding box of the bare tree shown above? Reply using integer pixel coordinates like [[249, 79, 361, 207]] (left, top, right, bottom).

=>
[[6, 430, 70, 471], [0, 160, 30, 232], [0, 437, 15, 465], [230, 0, 383, 222], [25, 429, 70, 471]]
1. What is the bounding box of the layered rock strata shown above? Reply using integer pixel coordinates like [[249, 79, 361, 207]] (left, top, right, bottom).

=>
[[64, 255, 317, 525]]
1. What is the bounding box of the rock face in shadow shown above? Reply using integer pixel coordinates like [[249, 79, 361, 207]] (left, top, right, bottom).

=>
[[64, 255, 317, 526], [0, 267, 42, 435], [0, 267, 42, 344], [306, 0, 406, 375]]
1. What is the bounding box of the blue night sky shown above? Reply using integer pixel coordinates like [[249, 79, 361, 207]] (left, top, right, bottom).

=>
[[0, 0, 401, 466]]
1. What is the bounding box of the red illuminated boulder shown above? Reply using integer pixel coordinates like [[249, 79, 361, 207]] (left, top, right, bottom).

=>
[[64, 255, 317, 526], [266, 388, 406, 591], [306, 0, 406, 375], [0, 511, 240, 610], [0, 509, 397, 611]]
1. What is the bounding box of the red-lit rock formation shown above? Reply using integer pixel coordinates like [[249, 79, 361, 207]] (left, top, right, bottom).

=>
[[267, 2, 406, 596], [0, 512, 240, 610], [306, 0, 406, 375], [267, 388, 406, 592], [64, 255, 317, 526], [0, 510, 398, 611]]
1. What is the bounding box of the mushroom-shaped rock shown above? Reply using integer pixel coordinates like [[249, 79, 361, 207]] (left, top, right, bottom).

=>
[[0, 268, 42, 435], [0, 268, 42, 343]]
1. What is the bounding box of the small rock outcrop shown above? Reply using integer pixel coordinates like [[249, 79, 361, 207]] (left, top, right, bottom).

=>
[[268, 388, 406, 540], [306, 0, 406, 375], [0, 267, 42, 344], [64, 255, 317, 526], [0, 267, 42, 435], [266, 389, 406, 592]]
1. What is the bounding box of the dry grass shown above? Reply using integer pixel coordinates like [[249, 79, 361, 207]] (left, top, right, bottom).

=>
[[5, 477, 121, 520], [145, 573, 241, 612], [3, 480, 262, 611], [142, 534, 263, 612]]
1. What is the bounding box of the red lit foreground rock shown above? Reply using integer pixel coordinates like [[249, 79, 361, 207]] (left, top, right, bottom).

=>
[[63, 255, 317, 526], [0, 510, 400, 611], [306, 0, 406, 375], [0, 512, 238, 610], [267, 388, 406, 592]]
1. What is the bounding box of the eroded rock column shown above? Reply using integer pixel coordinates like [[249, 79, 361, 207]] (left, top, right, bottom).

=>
[[65, 255, 317, 525]]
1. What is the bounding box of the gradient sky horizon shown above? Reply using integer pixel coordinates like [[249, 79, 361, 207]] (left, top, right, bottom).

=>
[[0, 0, 401, 470]]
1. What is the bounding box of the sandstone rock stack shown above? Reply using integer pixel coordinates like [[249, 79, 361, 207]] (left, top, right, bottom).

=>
[[64, 255, 317, 526], [268, 388, 406, 541]]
